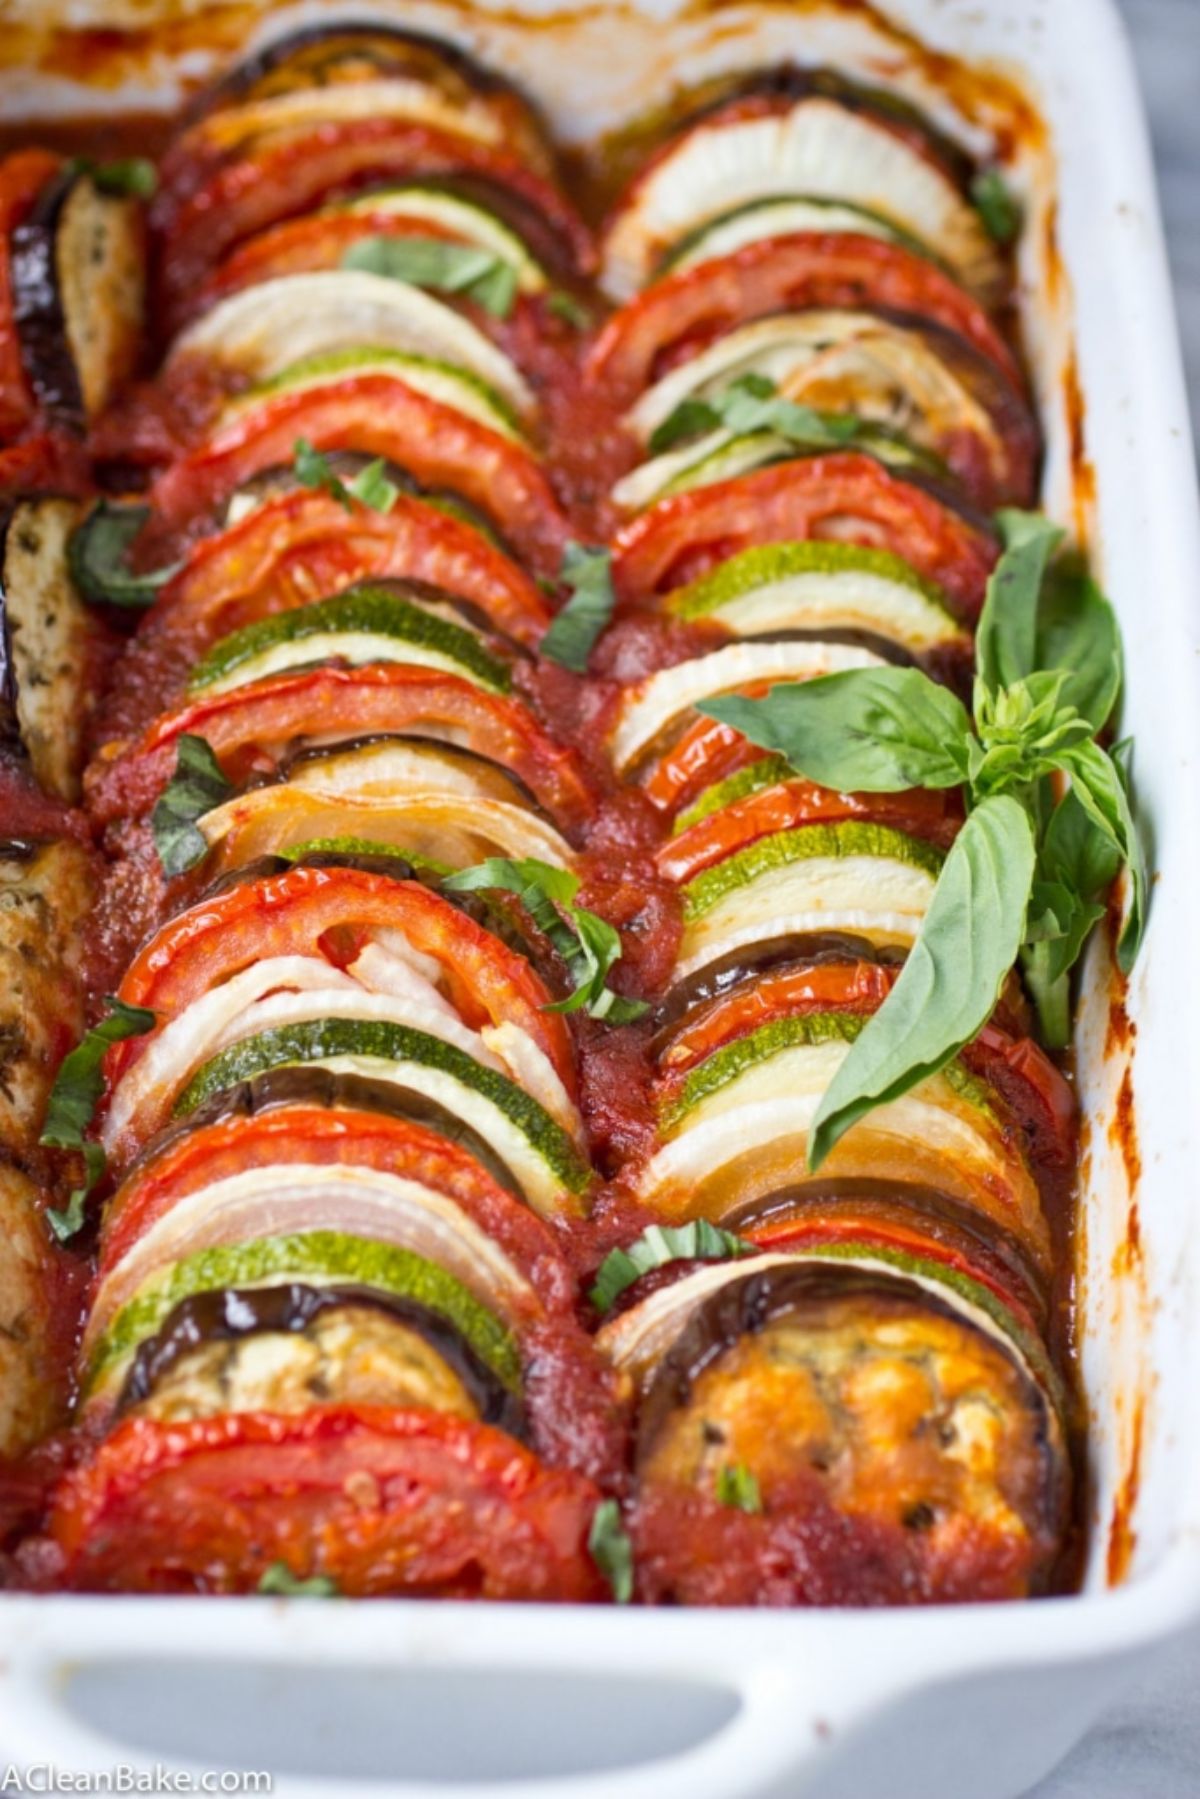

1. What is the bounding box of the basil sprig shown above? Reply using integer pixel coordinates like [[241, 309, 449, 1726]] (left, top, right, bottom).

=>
[[40, 996, 156, 1241], [971, 168, 1021, 246], [66, 156, 158, 199], [589, 1221, 751, 1312], [442, 857, 647, 1023], [293, 438, 399, 514], [342, 234, 519, 319], [700, 511, 1145, 1160], [68, 502, 181, 609], [588, 1499, 634, 1603], [151, 735, 234, 876], [648, 372, 874, 459], [539, 543, 616, 673]]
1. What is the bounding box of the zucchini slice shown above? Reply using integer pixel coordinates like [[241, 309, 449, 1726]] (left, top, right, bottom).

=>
[[11, 166, 144, 430], [225, 345, 525, 443], [601, 98, 1004, 305], [664, 540, 968, 657], [660, 193, 928, 276], [174, 270, 535, 422], [333, 184, 549, 293]]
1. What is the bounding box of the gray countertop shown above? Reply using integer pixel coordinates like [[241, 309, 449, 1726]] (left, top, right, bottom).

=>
[[1029, 6, 1199, 1793]]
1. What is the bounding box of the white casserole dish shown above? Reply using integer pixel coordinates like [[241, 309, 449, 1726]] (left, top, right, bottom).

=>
[[0, 1, 1197, 1793]]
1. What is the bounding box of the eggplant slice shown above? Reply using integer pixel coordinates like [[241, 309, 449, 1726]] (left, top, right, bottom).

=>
[[0, 1157, 61, 1455], [11, 167, 144, 431], [0, 498, 98, 802], [0, 838, 92, 1154]]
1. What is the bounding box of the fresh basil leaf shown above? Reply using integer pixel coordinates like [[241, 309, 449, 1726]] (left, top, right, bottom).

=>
[[972, 168, 1021, 245], [40, 996, 156, 1239], [67, 502, 181, 608], [1035, 565, 1122, 732], [341, 234, 518, 319], [699, 669, 971, 792], [1060, 738, 1147, 973], [539, 543, 615, 673], [293, 437, 354, 508], [442, 857, 645, 1021], [151, 735, 234, 876], [589, 1221, 750, 1312], [808, 795, 1036, 1168], [715, 1463, 762, 1514], [974, 511, 1063, 697], [649, 373, 867, 459], [257, 1563, 340, 1598], [588, 1499, 634, 1603], [346, 457, 399, 513], [546, 289, 590, 328]]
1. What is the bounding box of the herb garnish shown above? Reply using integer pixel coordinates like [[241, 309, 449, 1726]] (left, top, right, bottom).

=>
[[151, 735, 235, 877], [648, 372, 877, 458], [342, 234, 519, 319], [67, 502, 181, 609], [589, 1222, 751, 1312], [442, 857, 647, 1023], [40, 996, 155, 1240], [699, 510, 1145, 1163], [257, 1563, 340, 1598], [588, 1499, 634, 1603], [972, 168, 1021, 246], [539, 543, 615, 673], [715, 1464, 763, 1514], [66, 156, 158, 199], [293, 438, 399, 514]]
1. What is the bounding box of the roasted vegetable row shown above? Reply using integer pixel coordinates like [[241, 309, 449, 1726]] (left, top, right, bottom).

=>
[[0, 23, 1141, 1608]]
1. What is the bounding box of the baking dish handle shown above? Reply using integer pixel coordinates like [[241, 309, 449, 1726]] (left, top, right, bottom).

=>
[[0, 1641, 923, 1799]]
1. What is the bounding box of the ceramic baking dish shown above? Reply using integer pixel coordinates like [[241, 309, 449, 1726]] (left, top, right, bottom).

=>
[[0, 0, 1196, 1793]]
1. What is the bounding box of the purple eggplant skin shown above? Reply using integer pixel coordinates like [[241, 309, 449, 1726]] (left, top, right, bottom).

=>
[[10, 167, 144, 434]]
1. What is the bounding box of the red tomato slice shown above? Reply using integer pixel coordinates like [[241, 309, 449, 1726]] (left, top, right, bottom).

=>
[[658, 960, 897, 1075], [0, 150, 61, 438], [108, 864, 576, 1095], [656, 781, 961, 885], [152, 116, 594, 310], [39, 1406, 609, 1599], [611, 453, 997, 616], [586, 232, 1024, 402], [86, 664, 596, 836], [963, 1025, 1076, 1177], [640, 709, 764, 816], [99, 1105, 575, 1317], [149, 373, 571, 578], [157, 486, 552, 646]]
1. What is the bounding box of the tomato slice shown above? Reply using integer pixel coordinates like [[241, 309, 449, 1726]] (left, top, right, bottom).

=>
[[611, 453, 997, 616], [0, 150, 61, 438], [152, 116, 594, 310], [963, 1025, 1076, 1177], [658, 960, 897, 1075], [656, 781, 961, 885], [87, 663, 596, 835], [39, 1406, 609, 1599], [108, 863, 576, 1094], [149, 373, 571, 578], [586, 232, 1024, 403], [158, 486, 552, 646], [640, 708, 764, 815], [99, 1104, 574, 1312]]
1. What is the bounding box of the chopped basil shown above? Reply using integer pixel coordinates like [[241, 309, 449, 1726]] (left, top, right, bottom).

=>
[[697, 509, 1144, 1138], [341, 234, 519, 319], [539, 543, 615, 673], [588, 1499, 634, 1604], [40, 996, 156, 1241], [257, 1563, 340, 1598], [589, 1221, 751, 1312], [648, 372, 869, 458], [67, 502, 181, 609], [292, 438, 398, 514], [151, 735, 234, 877], [972, 168, 1021, 245], [715, 1464, 762, 1514], [443, 857, 647, 1023]]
